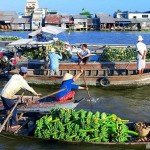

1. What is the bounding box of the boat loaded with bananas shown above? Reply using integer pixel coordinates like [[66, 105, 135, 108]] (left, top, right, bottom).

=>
[[0, 104, 150, 149]]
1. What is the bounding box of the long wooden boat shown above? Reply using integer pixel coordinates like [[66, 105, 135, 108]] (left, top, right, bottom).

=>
[[0, 96, 149, 148], [0, 95, 84, 114], [0, 118, 149, 149], [9, 61, 150, 87]]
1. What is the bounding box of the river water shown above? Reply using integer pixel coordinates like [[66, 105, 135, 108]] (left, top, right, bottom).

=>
[[0, 84, 149, 150], [0, 31, 150, 45]]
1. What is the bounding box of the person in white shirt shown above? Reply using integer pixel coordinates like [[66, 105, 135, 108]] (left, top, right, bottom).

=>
[[62, 42, 72, 60], [1, 67, 41, 130], [77, 44, 91, 64], [136, 35, 147, 74]]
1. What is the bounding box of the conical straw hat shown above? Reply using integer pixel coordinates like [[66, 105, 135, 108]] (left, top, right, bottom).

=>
[[63, 73, 73, 81]]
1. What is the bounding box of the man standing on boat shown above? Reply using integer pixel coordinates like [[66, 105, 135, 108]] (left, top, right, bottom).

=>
[[55, 70, 87, 102], [48, 47, 62, 76], [136, 35, 147, 74], [1, 67, 41, 131], [77, 44, 91, 64]]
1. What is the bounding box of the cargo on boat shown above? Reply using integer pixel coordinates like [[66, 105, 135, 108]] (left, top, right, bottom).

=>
[[0, 106, 149, 149]]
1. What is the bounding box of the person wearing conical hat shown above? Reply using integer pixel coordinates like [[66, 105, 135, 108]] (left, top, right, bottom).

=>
[[48, 47, 62, 76], [136, 35, 147, 74], [55, 70, 87, 102]]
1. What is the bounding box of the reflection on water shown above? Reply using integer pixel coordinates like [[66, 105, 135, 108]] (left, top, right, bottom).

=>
[[0, 84, 149, 150]]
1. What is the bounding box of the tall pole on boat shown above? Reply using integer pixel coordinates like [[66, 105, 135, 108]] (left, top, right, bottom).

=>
[[79, 64, 93, 111], [0, 92, 24, 133], [0, 99, 20, 133]]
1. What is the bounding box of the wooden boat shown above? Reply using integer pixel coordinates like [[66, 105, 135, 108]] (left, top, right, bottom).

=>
[[0, 95, 149, 148], [0, 117, 149, 149], [9, 61, 150, 87], [0, 95, 84, 114]]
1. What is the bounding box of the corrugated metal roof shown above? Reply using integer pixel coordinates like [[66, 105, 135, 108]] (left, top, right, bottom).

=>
[[12, 18, 30, 24], [45, 14, 61, 24], [61, 15, 73, 24], [0, 11, 18, 22], [96, 13, 115, 23], [0, 16, 13, 21], [72, 15, 88, 19], [115, 18, 131, 22], [0, 11, 18, 18]]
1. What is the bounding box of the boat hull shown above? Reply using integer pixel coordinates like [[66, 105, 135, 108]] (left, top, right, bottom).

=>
[[0, 130, 149, 149], [0, 95, 81, 113], [6, 62, 150, 87]]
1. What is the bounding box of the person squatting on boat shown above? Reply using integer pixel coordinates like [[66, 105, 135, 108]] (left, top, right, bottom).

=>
[[136, 35, 147, 74], [48, 47, 62, 76], [55, 70, 87, 102], [62, 42, 72, 61], [0, 67, 41, 130], [77, 44, 91, 64]]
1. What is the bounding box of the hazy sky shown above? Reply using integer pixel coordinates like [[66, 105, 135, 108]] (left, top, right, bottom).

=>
[[0, 0, 149, 15]]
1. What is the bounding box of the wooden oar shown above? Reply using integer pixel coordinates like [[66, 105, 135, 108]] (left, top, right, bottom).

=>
[[0, 99, 20, 133], [37, 88, 66, 101], [79, 64, 93, 111]]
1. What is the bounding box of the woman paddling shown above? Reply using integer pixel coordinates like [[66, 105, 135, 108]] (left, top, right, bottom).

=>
[[55, 70, 87, 102]]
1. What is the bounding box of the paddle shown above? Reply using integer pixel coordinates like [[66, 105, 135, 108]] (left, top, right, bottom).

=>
[[0, 92, 24, 133], [79, 64, 93, 111], [36, 88, 66, 101]]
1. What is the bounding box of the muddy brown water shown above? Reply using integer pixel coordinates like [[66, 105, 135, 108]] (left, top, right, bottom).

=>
[[0, 83, 149, 150]]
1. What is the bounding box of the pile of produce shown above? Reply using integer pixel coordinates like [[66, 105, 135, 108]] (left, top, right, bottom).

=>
[[0, 36, 20, 41], [22, 40, 71, 60], [101, 46, 150, 62], [101, 47, 136, 62], [35, 108, 138, 143]]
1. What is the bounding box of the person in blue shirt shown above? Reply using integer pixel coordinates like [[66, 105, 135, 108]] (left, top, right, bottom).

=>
[[55, 70, 87, 102], [48, 48, 62, 76]]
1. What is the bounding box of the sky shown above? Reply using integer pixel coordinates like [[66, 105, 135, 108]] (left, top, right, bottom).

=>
[[0, 0, 150, 15]]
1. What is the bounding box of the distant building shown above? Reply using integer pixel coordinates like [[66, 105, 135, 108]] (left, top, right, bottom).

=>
[[60, 14, 74, 29], [45, 14, 61, 27], [114, 10, 128, 19], [93, 14, 100, 30], [87, 18, 93, 30], [11, 16, 31, 31], [31, 8, 47, 30], [114, 10, 150, 30], [95, 13, 115, 30], [0, 11, 18, 30], [25, 0, 39, 16], [72, 15, 88, 30]]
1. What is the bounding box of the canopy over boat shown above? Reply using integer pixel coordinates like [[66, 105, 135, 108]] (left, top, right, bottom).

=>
[[8, 25, 66, 47], [28, 25, 66, 37]]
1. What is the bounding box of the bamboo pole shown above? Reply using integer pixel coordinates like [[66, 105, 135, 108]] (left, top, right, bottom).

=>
[[0, 99, 20, 133], [0, 92, 24, 133]]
